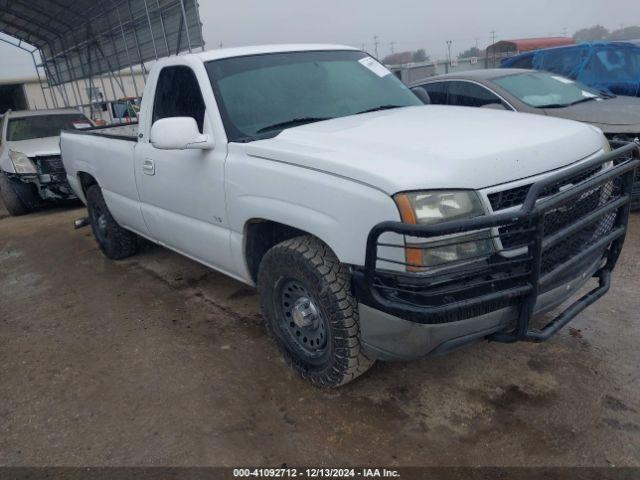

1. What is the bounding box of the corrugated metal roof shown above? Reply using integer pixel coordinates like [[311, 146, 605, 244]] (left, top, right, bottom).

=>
[[0, 0, 204, 85]]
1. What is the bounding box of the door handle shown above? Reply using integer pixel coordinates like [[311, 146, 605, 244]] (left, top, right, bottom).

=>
[[143, 158, 155, 176]]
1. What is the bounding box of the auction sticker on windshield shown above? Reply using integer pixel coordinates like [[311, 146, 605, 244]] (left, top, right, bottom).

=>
[[359, 57, 391, 77]]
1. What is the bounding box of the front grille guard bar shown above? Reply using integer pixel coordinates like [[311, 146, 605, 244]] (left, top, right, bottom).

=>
[[355, 143, 640, 343]]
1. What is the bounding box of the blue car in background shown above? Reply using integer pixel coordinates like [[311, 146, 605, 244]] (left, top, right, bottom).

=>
[[502, 42, 640, 97]]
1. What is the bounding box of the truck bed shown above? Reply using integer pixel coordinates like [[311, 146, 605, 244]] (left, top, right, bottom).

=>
[[63, 123, 138, 141], [61, 123, 140, 213]]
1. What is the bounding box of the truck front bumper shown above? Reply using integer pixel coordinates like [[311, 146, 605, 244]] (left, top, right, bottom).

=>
[[357, 257, 602, 361], [353, 143, 639, 361]]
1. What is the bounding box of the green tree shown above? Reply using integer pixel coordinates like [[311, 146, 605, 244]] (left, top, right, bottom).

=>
[[412, 49, 429, 62], [459, 46, 481, 59], [573, 25, 609, 42], [608, 26, 640, 41]]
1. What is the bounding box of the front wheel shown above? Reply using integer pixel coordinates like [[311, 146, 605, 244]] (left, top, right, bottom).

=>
[[0, 173, 29, 216], [258, 236, 374, 388]]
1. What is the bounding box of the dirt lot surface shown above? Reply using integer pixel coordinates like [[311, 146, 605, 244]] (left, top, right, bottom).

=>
[[1, 202, 639, 467]]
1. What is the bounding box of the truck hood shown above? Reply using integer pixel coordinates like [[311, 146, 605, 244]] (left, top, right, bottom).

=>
[[6, 136, 61, 157], [245, 106, 604, 194], [544, 96, 640, 133]]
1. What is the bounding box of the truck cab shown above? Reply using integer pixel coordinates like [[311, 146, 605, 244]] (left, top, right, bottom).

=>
[[61, 45, 639, 388]]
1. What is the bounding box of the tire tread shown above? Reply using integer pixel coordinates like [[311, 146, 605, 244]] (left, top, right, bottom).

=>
[[258, 235, 374, 388], [0, 174, 29, 216], [87, 185, 138, 260]]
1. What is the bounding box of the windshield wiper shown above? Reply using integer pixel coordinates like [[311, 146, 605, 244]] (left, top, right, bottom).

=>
[[566, 97, 600, 106], [356, 105, 405, 115], [256, 117, 333, 134], [541, 97, 598, 109]]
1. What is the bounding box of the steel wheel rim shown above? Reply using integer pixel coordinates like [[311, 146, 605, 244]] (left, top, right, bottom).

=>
[[277, 278, 328, 357]]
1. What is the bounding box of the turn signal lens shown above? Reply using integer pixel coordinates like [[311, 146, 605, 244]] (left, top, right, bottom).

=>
[[393, 190, 491, 272]]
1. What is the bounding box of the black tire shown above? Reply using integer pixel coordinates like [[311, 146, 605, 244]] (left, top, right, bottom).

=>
[[86, 185, 138, 260], [0, 174, 29, 216], [258, 236, 374, 388]]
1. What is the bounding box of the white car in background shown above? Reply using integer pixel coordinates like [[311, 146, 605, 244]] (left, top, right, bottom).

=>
[[0, 109, 93, 216]]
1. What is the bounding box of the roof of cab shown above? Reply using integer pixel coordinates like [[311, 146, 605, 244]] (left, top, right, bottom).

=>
[[194, 44, 359, 63]]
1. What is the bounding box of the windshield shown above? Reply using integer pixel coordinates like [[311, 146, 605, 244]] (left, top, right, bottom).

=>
[[493, 71, 603, 108], [7, 114, 92, 141], [205, 50, 422, 142]]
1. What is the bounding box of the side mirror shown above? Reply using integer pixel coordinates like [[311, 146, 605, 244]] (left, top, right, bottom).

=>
[[150, 117, 214, 150], [481, 103, 508, 111], [411, 86, 431, 105]]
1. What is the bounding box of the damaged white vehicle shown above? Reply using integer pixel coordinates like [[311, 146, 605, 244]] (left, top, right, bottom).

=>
[[0, 109, 92, 215]]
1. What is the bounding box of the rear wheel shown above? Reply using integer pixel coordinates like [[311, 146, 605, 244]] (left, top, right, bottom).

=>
[[258, 236, 374, 388], [0, 173, 29, 216], [86, 185, 138, 260]]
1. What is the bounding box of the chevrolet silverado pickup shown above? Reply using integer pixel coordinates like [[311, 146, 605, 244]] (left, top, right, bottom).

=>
[[60, 45, 639, 388]]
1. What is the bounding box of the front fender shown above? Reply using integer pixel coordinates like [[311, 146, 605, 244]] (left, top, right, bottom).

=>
[[226, 150, 402, 267]]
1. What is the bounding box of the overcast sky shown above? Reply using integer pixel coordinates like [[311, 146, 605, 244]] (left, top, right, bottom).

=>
[[1, 0, 637, 80]]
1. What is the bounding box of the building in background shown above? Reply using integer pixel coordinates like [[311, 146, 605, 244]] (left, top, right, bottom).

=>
[[387, 56, 495, 85], [0, 0, 204, 124], [388, 61, 437, 85], [486, 37, 575, 62], [0, 69, 145, 124]]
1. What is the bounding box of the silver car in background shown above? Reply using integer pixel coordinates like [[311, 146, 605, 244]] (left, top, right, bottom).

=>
[[412, 69, 640, 206]]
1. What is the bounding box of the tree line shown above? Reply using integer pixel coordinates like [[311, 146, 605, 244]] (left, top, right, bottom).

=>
[[573, 25, 640, 42]]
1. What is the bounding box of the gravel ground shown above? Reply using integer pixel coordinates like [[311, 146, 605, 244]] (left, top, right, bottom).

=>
[[0, 201, 639, 467]]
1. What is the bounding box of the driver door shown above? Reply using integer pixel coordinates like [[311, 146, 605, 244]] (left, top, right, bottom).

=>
[[134, 65, 233, 272]]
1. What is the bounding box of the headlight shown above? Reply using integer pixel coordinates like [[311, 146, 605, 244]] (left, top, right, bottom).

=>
[[394, 191, 485, 225], [600, 136, 616, 171], [393, 190, 493, 270], [9, 151, 37, 174]]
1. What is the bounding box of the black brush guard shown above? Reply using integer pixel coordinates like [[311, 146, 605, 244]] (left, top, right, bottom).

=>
[[353, 143, 640, 343]]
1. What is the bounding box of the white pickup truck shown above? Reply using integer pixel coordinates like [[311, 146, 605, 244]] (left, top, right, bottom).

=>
[[61, 45, 639, 388]]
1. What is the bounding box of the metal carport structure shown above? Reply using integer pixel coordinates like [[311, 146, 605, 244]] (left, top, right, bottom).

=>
[[0, 0, 204, 121]]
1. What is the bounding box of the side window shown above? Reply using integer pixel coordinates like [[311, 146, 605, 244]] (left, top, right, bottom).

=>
[[447, 81, 503, 107], [420, 82, 447, 104], [152, 66, 206, 133]]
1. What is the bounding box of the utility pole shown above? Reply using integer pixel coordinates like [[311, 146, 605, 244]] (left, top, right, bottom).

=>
[[446, 40, 452, 63], [489, 30, 496, 67], [390, 41, 396, 54], [373, 35, 379, 59], [218, 41, 223, 48]]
